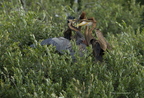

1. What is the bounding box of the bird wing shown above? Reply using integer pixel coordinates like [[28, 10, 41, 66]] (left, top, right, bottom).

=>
[[41, 37, 72, 54], [95, 29, 109, 51], [50, 37, 72, 54], [91, 39, 104, 62], [41, 38, 53, 45]]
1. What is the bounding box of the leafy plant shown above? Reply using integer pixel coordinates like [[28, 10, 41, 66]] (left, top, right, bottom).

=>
[[0, 0, 144, 98]]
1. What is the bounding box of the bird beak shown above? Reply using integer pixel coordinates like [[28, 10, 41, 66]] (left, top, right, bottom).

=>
[[77, 21, 89, 27]]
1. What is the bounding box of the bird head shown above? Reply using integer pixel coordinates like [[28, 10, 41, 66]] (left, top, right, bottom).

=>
[[67, 12, 87, 23], [67, 16, 77, 23]]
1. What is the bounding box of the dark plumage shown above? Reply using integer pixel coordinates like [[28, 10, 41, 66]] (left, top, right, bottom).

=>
[[90, 39, 104, 62]]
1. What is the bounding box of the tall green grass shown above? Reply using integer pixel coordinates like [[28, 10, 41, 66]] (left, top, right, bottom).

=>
[[0, 0, 144, 98]]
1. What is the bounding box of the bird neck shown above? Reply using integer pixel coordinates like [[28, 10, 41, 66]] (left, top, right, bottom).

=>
[[84, 22, 96, 46], [68, 22, 84, 39], [68, 22, 79, 32], [89, 22, 96, 33], [84, 26, 89, 45]]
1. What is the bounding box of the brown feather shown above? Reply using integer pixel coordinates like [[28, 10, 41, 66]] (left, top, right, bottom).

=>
[[84, 17, 96, 46], [95, 29, 111, 51]]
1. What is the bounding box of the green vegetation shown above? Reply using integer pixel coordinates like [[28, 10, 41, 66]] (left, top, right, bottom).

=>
[[0, 0, 144, 98]]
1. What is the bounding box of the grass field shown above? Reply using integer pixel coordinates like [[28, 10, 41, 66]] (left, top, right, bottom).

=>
[[0, 0, 144, 98]]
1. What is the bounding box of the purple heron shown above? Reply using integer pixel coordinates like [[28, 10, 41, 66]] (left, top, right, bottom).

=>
[[77, 17, 111, 62]]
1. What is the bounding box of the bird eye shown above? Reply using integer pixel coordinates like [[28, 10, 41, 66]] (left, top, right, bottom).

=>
[[67, 20, 70, 23]]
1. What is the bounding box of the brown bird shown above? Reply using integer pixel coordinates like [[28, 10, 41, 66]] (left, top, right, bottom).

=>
[[64, 12, 86, 41], [77, 17, 111, 62]]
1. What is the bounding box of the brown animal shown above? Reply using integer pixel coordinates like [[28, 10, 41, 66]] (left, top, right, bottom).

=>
[[77, 15, 111, 62]]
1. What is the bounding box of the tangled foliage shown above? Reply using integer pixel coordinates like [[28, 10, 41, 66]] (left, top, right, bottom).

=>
[[0, 0, 144, 98]]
